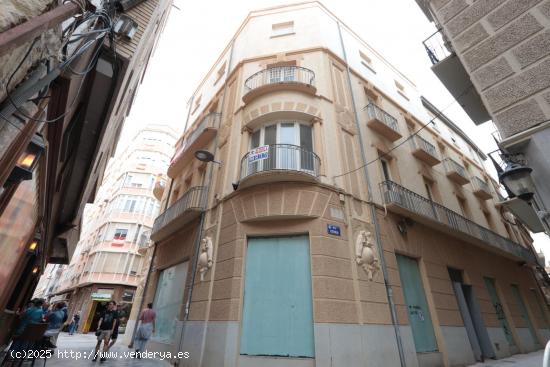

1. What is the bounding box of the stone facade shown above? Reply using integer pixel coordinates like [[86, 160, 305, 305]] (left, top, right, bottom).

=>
[[144, 3, 549, 367]]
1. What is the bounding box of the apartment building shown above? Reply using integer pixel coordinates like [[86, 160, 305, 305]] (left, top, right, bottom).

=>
[[0, 0, 173, 345], [47, 125, 176, 334], [414, 0, 550, 236], [142, 3, 549, 367]]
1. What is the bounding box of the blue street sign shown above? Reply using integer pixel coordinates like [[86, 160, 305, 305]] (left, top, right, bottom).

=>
[[327, 224, 341, 236]]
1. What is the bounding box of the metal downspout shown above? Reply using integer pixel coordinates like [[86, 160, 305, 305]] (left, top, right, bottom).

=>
[[336, 21, 406, 367]]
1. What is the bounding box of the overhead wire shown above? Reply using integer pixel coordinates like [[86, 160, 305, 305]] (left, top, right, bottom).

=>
[[333, 84, 476, 179], [0, 6, 117, 125]]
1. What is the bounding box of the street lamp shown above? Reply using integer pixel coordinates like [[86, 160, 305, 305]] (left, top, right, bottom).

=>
[[499, 162, 536, 202], [194, 150, 221, 165]]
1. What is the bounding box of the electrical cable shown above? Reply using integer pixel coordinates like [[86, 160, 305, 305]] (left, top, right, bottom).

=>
[[1, 8, 116, 124], [333, 84, 476, 179]]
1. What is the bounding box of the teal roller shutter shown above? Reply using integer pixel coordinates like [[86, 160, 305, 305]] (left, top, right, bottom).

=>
[[396, 254, 438, 353], [240, 236, 314, 358], [511, 284, 540, 348], [483, 277, 516, 347]]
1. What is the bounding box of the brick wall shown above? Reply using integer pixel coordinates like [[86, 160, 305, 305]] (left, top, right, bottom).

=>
[[430, 0, 550, 138]]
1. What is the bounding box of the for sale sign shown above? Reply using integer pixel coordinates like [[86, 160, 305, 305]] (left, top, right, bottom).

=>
[[248, 145, 270, 163]]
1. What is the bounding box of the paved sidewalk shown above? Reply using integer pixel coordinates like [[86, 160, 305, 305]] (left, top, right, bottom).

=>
[[45, 332, 172, 366], [468, 350, 543, 366]]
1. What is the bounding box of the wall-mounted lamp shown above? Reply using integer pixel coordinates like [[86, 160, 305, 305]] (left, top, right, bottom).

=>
[[5, 135, 45, 186], [28, 240, 38, 253], [27, 232, 41, 254], [194, 150, 221, 165], [232, 182, 239, 191], [499, 161, 535, 202], [32, 266, 40, 274]]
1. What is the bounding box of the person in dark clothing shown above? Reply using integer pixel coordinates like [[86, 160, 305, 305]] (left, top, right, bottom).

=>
[[108, 305, 125, 349], [93, 301, 118, 363], [69, 311, 80, 335]]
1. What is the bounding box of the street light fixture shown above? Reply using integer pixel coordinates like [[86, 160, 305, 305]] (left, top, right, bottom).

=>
[[5, 135, 45, 186], [499, 162, 536, 202], [194, 150, 221, 165]]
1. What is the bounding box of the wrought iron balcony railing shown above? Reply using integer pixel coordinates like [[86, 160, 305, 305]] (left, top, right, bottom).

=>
[[151, 186, 207, 241], [471, 176, 493, 200], [412, 135, 438, 156], [175, 113, 221, 158], [365, 103, 401, 141], [411, 134, 440, 166], [423, 28, 454, 65], [442, 158, 469, 185], [380, 180, 536, 263], [244, 66, 315, 92], [240, 144, 320, 181], [366, 103, 399, 132], [472, 176, 490, 193]]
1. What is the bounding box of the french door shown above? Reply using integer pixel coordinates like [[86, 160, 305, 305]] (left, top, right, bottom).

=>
[[249, 121, 313, 174]]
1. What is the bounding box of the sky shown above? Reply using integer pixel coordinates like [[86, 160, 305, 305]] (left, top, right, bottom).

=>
[[116, 0, 550, 261]]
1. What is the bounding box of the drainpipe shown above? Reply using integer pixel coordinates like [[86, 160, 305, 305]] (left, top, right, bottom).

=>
[[336, 21, 406, 367], [175, 39, 235, 367]]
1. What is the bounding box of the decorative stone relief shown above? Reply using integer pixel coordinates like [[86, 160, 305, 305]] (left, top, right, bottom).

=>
[[355, 230, 380, 281], [198, 236, 213, 281]]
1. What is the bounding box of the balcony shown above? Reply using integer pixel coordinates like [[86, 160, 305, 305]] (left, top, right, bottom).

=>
[[411, 135, 440, 166], [380, 181, 536, 264], [423, 29, 490, 125], [239, 144, 320, 188], [442, 158, 469, 185], [242, 66, 316, 104], [471, 176, 493, 200], [168, 113, 220, 177], [150, 186, 207, 242], [365, 103, 402, 142]]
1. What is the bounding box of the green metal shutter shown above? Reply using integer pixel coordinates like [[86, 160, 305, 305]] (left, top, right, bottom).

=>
[[483, 277, 516, 347], [396, 254, 438, 353], [511, 284, 540, 348], [240, 236, 315, 357]]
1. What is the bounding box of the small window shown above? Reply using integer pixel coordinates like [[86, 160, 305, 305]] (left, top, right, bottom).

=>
[[395, 80, 408, 100], [380, 158, 391, 182], [271, 21, 294, 37], [114, 228, 128, 240], [123, 199, 136, 212], [359, 51, 375, 73]]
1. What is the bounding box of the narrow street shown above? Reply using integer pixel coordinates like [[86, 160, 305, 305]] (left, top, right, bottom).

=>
[[45, 333, 171, 366]]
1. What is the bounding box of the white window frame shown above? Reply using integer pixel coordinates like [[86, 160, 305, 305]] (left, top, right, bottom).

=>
[[249, 121, 314, 173]]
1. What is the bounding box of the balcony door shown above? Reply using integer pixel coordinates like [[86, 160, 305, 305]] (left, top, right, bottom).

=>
[[249, 121, 313, 174], [269, 66, 296, 84]]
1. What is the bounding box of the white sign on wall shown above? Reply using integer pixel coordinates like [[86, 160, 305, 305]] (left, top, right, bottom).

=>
[[248, 145, 270, 163]]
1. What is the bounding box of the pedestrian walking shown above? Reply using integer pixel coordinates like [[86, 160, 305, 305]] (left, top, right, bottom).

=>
[[108, 305, 125, 349], [134, 303, 156, 358], [93, 301, 118, 363], [68, 311, 80, 335]]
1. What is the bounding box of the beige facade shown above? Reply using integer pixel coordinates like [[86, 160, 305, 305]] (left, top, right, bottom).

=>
[[415, 0, 550, 235], [44, 125, 176, 334], [143, 3, 548, 367]]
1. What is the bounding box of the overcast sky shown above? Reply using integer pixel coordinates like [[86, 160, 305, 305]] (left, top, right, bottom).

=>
[[116, 0, 550, 261]]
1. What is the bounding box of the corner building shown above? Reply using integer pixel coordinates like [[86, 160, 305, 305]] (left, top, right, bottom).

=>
[[145, 3, 550, 367]]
